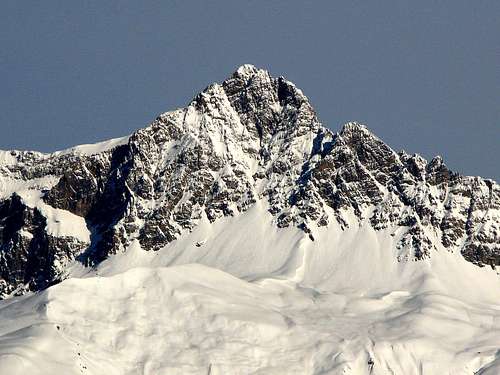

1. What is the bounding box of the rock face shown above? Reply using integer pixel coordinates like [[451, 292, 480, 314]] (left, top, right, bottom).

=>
[[0, 64, 498, 297], [0, 194, 87, 295]]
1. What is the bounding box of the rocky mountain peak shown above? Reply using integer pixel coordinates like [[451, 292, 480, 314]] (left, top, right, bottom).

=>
[[337, 121, 386, 148], [221, 65, 318, 140], [0, 66, 498, 298], [232, 63, 262, 78], [339, 121, 370, 134]]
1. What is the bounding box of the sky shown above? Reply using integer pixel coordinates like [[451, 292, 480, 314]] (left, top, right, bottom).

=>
[[1, 1, 498, 180]]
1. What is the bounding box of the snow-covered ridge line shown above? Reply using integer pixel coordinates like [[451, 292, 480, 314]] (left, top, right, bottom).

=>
[[0, 135, 130, 166], [52, 135, 130, 157]]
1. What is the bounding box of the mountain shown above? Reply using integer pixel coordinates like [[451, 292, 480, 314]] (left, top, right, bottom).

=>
[[0, 65, 499, 374]]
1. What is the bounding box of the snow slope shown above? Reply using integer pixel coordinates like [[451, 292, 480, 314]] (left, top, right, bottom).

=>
[[2, 203, 500, 375]]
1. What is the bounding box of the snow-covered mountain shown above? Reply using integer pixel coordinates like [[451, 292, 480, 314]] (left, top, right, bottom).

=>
[[0, 65, 499, 374]]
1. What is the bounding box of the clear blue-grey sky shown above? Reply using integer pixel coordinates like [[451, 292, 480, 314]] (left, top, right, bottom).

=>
[[1, 1, 498, 180]]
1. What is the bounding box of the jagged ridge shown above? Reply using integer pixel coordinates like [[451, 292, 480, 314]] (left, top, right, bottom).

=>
[[0, 64, 498, 297]]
